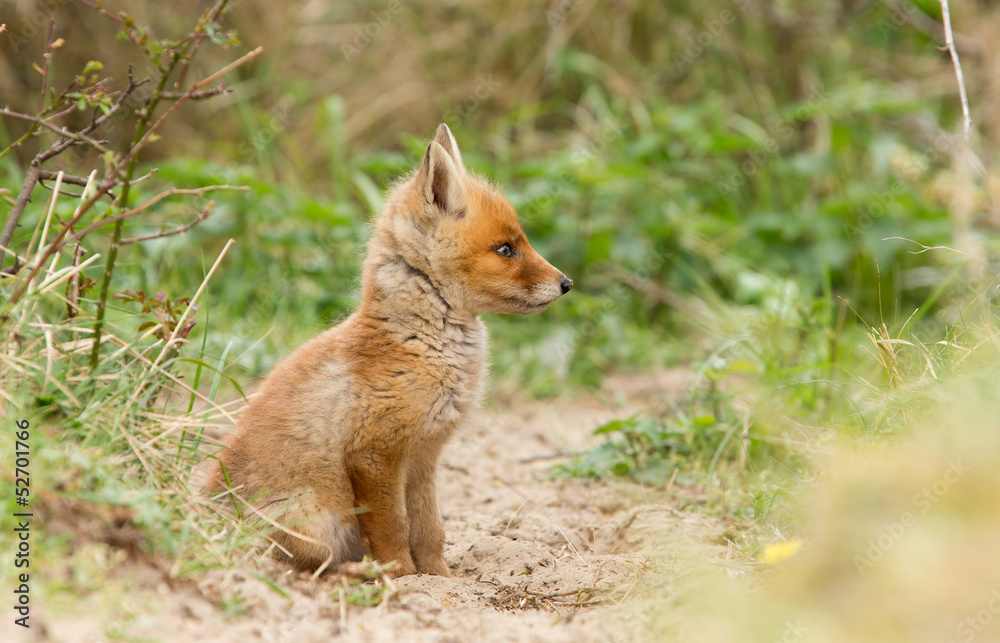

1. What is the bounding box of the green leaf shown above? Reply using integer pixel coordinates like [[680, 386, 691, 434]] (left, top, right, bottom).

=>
[[594, 413, 638, 435], [753, 488, 784, 521], [611, 461, 631, 476], [593, 418, 626, 435], [350, 169, 383, 214], [177, 358, 247, 400], [249, 572, 289, 599], [633, 417, 662, 440]]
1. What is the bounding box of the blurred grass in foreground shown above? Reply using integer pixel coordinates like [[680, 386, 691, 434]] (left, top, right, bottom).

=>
[[667, 346, 1000, 643]]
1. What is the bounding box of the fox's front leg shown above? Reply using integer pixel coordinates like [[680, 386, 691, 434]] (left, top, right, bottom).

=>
[[350, 456, 417, 577], [405, 445, 451, 576]]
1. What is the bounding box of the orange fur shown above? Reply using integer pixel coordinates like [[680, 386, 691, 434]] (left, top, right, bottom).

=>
[[207, 124, 571, 578]]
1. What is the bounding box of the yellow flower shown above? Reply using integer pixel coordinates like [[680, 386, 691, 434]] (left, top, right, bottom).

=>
[[760, 539, 804, 565]]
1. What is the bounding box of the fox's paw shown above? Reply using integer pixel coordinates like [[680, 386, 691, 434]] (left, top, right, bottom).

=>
[[385, 560, 419, 578], [415, 556, 452, 577]]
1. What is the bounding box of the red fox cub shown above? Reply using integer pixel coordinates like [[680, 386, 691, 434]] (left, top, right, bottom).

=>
[[209, 124, 572, 577]]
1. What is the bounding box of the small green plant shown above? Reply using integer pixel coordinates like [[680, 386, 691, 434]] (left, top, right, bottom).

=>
[[344, 582, 389, 608], [218, 590, 249, 618], [552, 375, 757, 489], [553, 414, 685, 485], [113, 289, 198, 342], [333, 558, 398, 608]]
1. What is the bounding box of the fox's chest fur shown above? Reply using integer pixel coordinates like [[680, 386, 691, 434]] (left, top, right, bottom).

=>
[[352, 256, 489, 438]]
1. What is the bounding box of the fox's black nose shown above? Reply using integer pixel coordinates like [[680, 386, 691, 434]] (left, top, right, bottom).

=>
[[560, 277, 573, 294]]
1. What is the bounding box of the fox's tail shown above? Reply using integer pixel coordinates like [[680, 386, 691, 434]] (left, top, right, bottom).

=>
[[263, 491, 368, 572], [205, 462, 367, 572]]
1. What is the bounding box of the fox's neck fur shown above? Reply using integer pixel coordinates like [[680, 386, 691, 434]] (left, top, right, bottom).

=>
[[358, 225, 488, 376]]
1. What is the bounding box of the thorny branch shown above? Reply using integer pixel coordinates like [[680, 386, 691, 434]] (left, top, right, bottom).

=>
[[4, 41, 258, 309], [64, 186, 244, 247], [71, 0, 125, 23], [120, 202, 216, 245], [114, 46, 262, 176], [0, 108, 113, 154], [0, 75, 147, 252]]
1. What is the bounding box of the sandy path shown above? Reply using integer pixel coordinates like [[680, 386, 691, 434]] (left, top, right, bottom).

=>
[[13, 371, 731, 642]]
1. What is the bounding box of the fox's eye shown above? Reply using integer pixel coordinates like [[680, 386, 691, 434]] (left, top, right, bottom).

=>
[[495, 243, 513, 258]]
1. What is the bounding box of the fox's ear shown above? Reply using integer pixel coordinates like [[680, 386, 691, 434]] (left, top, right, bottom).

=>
[[432, 123, 465, 172], [416, 140, 467, 214]]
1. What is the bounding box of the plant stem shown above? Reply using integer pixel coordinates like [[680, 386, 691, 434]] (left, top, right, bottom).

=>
[[88, 57, 181, 370], [1, 162, 42, 256]]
